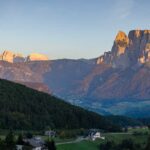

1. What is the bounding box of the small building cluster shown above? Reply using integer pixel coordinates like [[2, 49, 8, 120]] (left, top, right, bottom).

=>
[[16, 130, 56, 150], [16, 136, 47, 150], [45, 130, 56, 138]]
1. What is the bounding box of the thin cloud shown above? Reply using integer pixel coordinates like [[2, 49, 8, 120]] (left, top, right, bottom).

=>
[[113, 0, 134, 19]]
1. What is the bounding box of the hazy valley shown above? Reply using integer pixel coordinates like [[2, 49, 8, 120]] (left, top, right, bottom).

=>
[[0, 30, 150, 118]]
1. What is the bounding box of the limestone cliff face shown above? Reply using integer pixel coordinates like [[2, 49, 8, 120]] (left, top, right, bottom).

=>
[[27, 53, 48, 61], [126, 30, 150, 65], [97, 51, 112, 64], [97, 30, 150, 68]]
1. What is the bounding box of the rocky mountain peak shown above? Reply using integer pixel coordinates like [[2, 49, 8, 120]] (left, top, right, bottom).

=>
[[113, 31, 129, 57], [0, 51, 49, 63], [134, 29, 141, 38], [97, 31, 129, 65], [0, 50, 25, 63], [0, 50, 16, 63], [97, 29, 150, 68], [115, 31, 128, 43], [144, 30, 150, 34], [128, 30, 142, 38]]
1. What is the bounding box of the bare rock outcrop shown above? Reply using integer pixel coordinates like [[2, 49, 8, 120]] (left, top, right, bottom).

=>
[[13, 53, 25, 63], [27, 53, 49, 61]]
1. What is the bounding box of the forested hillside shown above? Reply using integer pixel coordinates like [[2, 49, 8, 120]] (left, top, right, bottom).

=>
[[0, 79, 120, 131]]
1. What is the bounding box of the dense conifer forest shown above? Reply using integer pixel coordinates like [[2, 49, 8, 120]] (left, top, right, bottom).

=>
[[0, 79, 120, 131]]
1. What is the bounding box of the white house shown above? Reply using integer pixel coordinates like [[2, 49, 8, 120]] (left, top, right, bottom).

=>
[[88, 130, 105, 141]]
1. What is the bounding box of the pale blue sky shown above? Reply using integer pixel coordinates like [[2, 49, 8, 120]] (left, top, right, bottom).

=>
[[0, 0, 149, 59]]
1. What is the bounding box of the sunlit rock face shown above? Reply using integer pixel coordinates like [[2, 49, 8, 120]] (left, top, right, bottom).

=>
[[0, 50, 15, 63], [27, 53, 49, 61], [97, 31, 130, 68], [0, 51, 49, 63], [97, 30, 150, 68], [111, 31, 129, 68], [0, 50, 25, 63], [112, 31, 129, 57]]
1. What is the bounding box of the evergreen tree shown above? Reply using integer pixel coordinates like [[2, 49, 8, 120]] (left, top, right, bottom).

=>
[[0, 138, 5, 149], [17, 133, 24, 145], [25, 132, 33, 139], [5, 131, 16, 150], [145, 136, 150, 150], [46, 140, 56, 150], [118, 139, 135, 150], [99, 141, 115, 150]]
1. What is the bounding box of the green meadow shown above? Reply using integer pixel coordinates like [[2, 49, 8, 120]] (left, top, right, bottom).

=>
[[57, 131, 149, 150]]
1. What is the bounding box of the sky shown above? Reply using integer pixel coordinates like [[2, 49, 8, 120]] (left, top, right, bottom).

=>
[[0, 0, 149, 59]]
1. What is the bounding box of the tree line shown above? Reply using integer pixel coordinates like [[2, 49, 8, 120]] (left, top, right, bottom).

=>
[[99, 136, 150, 150]]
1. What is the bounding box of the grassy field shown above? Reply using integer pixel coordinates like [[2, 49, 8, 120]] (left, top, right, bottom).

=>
[[128, 127, 150, 134], [57, 131, 149, 150], [57, 140, 99, 150]]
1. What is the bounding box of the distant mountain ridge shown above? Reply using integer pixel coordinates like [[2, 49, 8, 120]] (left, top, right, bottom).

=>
[[0, 50, 49, 63], [0, 29, 150, 117]]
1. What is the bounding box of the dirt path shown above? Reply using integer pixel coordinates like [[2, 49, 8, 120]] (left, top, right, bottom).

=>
[[56, 137, 85, 145]]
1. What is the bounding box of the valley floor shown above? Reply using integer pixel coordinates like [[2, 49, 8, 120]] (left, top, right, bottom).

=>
[[0, 128, 149, 150], [57, 128, 149, 150]]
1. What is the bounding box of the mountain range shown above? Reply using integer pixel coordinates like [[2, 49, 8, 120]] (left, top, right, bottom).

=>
[[0, 29, 150, 117]]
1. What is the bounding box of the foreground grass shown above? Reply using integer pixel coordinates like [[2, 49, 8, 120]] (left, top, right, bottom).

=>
[[57, 140, 99, 150]]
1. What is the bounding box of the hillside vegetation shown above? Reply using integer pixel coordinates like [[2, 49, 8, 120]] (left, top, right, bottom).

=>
[[0, 79, 120, 131]]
